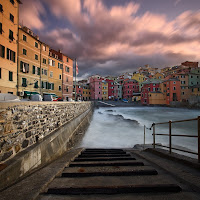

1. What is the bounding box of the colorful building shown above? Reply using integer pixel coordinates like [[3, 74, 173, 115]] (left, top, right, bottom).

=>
[[190, 85, 200, 96], [0, 0, 21, 95], [123, 79, 139, 100], [18, 26, 42, 97], [114, 83, 122, 100], [152, 72, 164, 80], [82, 84, 90, 101], [132, 72, 146, 91], [164, 78, 181, 105], [48, 49, 63, 97], [102, 80, 108, 100], [89, 75, 102, 100], [189, 68, 200, 87], [106, 79, 114, 100], [141, 79, 162, 105]]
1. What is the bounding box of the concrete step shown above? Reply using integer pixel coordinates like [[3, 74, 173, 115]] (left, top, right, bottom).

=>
[[83, 149, 126, 153], [78, 154, 131, 158], [46, 175, 181, 195], [74, 157, 136, 162], [69, 160, 144, 167], [81, 151, 127, 155], [38, 192, 199, 200], [62, 166, 158, 177]]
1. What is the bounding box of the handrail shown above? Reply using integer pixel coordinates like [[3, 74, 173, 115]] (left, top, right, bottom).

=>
[[144, 116, 200, 163]]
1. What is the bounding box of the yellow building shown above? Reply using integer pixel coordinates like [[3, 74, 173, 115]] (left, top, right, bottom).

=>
[[82, 84, 91, 101], [152, 72, 164, 80], [48, 49, 63, 97], [191, 85, 200, 96], [18, 26, 43, 97], [149, 92, 166, 105], [132, 73, 146, 91], [0, 0, 21, 95], [102, 81, 108, 100]]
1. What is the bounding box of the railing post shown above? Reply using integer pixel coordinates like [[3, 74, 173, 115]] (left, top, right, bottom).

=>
[[153, 123, 155, 148], [144, 125, 146, 150], [198, 116, 200, 163], [169, 120, 172, 154]]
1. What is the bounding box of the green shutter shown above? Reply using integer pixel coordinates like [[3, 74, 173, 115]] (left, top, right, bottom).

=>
[[2, 45, 5, 58], [7, 48, 9, 59], [13, 51, 15, 62], [42, 81, 44, 88], [52, 83, 54, 90], [48, 82, 51, 89], [32, 65, 35, 74], [37, 67, 40, 75], [20, 61, 23, 72]]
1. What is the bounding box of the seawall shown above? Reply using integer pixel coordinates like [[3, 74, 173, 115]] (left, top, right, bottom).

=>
[[0, 101, 93, 190]]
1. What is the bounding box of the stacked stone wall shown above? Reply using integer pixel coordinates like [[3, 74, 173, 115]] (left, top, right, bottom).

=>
[[0, 102, 92, 163]]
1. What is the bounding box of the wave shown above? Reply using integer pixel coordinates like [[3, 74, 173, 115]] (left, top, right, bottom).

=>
[[107, 113, 140, 126]]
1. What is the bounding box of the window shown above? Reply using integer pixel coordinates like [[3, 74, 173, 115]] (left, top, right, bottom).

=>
[[32, 66, 40, 75], [182, 92, 185, 95], [0, 44, 5, 58], [0, 4, 3, 13], [42, 69, 47, 76], [35, 54, 38, 60], [9, 71, 13, 81], [67, 57, 69, 62], [0, 23, 2, 34], [52, 60, 55, 66], [10, 14, 14, 22], [50, 71, 53, 77], [9, 30, 13, 41], [66, 87, 68, 92], [10, 0, 14, 5], [7, 48, 15, 62], [42, 45, 46, 51], [23, 48, 27, 55], [0, 68, 1, 79], [35, 42, 38, 48], [59, 74, 61, 80], [66, 77, 68, 82], [66, 66, 69, 72], [20, 61, 29, 73], [191, 76, 193, 78], [58, 63, 63, 69], [48, 83, 54, 90], [22, 78, 27, 87], [174, 87, 176, 90], [34, 81, 39, 88], [43, 58, 46, 64], [23, 35, 27, 41]]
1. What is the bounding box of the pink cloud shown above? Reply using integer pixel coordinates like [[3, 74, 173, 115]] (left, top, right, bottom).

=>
[[19, 0, 45, 30]]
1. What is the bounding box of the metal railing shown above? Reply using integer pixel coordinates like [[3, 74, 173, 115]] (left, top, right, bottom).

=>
[[144, 116, 200, 163]]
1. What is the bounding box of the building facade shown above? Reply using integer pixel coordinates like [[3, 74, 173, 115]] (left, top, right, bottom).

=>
[[0, 0, 21, 94]]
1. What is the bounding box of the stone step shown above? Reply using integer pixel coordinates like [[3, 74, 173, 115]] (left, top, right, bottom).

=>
[[74, 157, 136, 162], [83, 149, 125, 153], [46, 175, 181, 195], [81, 151, 127, 155], [62, 166, 158, 177], [69, 160, 144, 167], [38, 192, 199, 200], [78, 154, 131, 158], [83, 148, 125, 151]]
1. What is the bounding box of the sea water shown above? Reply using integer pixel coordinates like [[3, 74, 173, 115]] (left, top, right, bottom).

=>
[[80, 107, 200, 158]]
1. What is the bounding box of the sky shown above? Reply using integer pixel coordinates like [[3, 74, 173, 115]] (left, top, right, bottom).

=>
[[19, 0, 200, 80]]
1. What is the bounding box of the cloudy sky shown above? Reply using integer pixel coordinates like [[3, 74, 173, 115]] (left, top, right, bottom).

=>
[[19, 0, 200, 79]]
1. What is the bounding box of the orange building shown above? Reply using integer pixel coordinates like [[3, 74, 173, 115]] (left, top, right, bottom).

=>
[[62, 54, 73, 101], [48, 49, 63, 97], [164, 78, 181, 105]]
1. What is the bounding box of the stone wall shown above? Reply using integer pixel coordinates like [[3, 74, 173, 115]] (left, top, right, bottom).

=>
[[0, 102, 92, 163]]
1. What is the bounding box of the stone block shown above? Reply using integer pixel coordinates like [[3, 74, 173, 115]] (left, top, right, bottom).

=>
[[22, 140, 29, 148], [14, 145, 21, 153], [25, 131, 31, 138], [1, 150, 13, 161]]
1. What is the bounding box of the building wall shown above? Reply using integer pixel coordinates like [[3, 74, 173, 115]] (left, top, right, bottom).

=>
[[132, 73, 146, 91], [48, 50, 63, 97], [82, 85, 91, 101], [149, 93, 165, 104], [123, 79, 139, 99], [102, 82, 108, 100], [18, 28, 41, 96], [106, 79, 114, 99], [0, 0, 20, 95], [62, 54, 73, 101]]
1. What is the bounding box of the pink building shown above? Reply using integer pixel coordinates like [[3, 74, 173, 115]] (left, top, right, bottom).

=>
[[123, 79, 139, 99], [89, 75, 103, 100]]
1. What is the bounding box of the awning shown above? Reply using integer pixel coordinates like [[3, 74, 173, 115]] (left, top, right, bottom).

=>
[[24, 91, 31, 96]]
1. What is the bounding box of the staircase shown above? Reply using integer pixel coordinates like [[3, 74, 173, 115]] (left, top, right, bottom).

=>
[[36, 148, 195, 200]]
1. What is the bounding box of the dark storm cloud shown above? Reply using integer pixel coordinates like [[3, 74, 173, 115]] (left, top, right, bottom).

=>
[[19, 0, 200, 79]]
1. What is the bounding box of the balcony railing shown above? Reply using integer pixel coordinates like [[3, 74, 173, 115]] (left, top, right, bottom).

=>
[[144, 116, 200, 162]]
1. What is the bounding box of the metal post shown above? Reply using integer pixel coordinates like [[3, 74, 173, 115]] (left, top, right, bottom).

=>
[[198, 116, 200, 163], [144, 125, 146, 150], [153, 123, 155, 148], [169, 120, 172, 154], [74, 58, 77, 101]]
